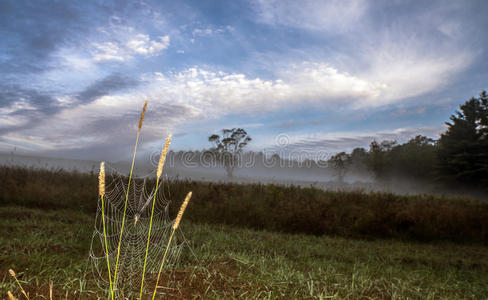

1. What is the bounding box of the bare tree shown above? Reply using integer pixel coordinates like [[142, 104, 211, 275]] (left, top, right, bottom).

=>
[[208, 128, 252, 177], [328, 152, 350, 183]]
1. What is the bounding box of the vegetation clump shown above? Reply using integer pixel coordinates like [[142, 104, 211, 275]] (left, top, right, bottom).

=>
[[1, 165, 487, 244]]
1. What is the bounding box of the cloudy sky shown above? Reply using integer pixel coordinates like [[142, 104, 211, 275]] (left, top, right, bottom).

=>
[[1, 0, 487, 161]]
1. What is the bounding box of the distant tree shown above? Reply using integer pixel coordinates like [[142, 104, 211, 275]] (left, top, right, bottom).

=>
[[328, 152, 350, 183], [437, 91, 488, 188], [349, 147, 368, 174], [367, 140, 396, 183], [390, 135, 437, 180], [208, 128, 252, 177]]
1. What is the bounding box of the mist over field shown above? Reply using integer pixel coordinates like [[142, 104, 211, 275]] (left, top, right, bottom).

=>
[[1, 148, 486, 201]]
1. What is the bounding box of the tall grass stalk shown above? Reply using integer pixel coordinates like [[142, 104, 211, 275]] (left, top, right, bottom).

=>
[[49, 280, 53, 300], [152, 191, 192, 300], [8, 269, 28, 299], [139, 133, 172, 299], [98, 162, 113, 300], [113, 99, 147, 293]]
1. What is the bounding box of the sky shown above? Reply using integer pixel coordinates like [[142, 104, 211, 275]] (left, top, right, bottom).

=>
[[1, 0, 487, 161]]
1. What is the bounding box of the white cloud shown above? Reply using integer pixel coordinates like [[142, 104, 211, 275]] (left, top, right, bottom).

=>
[[251, 0, 475, 108], [0, 100, 36, 127], [192, 28, 213, 36], [253, 0, 367, 32], [190, 26, 232, 43], [142, 64, 386, 117], [1, 92, 197, 153], [1, 64, 382, 152], [0, 115, 28, 128], [92, 42, 125, 62], [0, 99, 37, 114], [357, 34, 473, 106], [140, 59, 466, 115], [62, 56, 463, 128], [1, 51, 471, 154], [90, 26, 170, 62], [126, 34, 170, 55]]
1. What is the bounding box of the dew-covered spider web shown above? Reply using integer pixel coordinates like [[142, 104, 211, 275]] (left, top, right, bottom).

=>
[[89, 165, 188, 298]]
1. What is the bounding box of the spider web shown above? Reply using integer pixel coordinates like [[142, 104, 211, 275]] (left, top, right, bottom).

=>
[[89, 165, 188, 298]]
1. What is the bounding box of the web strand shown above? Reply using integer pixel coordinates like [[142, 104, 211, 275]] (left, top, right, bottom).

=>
[[89, 165, 187, 298]]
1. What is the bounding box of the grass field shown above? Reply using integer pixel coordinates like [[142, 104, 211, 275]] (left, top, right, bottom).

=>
[[2, 166, 488, 244], [1, 205, 488, 299], [1, 166, 488, 299]]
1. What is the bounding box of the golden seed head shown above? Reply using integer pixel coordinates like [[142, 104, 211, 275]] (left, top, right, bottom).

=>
[[173, 191, 192, 229], [8, 291, 18, 300], [8, 269, 15, 278], [138, 99, 148, 131], [99, 162, 105, 196], [156, 133, 172, 178]]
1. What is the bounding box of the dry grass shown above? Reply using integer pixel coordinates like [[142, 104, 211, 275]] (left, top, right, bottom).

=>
[[157, 133, 172, 179], [114, 100, 148, 291], [98, 162, 105, 197], [98, 161, 113, 299], [140, 132, 175, 299], [7, 291, 18, 300], [1, 166, 487, 244], [138, 99, 148, 131], [152, 191, 193, 299], [9, 269, 28, 299], [173, 191, 192, 230]]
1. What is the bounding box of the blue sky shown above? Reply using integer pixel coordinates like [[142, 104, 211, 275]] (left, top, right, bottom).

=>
[[1, 0, 487, 161]]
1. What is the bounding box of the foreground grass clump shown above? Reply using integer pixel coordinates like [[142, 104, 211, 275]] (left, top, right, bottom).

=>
[[1, 166, 487, 244]]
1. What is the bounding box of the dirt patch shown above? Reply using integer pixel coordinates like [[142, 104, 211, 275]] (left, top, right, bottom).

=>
[[5, 259, 256, 299], [149, 259, 254, 299]]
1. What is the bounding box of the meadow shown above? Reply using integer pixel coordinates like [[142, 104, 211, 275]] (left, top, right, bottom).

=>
[[1, 166, 488, 299]]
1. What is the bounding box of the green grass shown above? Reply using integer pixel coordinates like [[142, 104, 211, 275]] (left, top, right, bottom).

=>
[[1, 205, 487, 299]]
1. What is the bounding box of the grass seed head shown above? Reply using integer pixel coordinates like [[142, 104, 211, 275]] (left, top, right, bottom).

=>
[[138, 99, 148, 131], [173, 191, 192, 229], [7, 291, 18, 300], [9, 269, 15, 278], [157, 133, 172, 178], [99, 162, 105, 196]]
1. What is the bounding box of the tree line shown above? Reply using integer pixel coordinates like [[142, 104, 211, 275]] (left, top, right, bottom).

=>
[[329, 90, 488, 190], [165, 89, 487, 191]]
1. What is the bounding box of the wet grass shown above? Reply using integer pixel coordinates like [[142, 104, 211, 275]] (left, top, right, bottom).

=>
[[1, 205, 488, 299]]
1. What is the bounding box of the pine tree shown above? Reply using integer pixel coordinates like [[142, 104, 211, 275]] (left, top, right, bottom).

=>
[[437, 90, 488, 189]]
